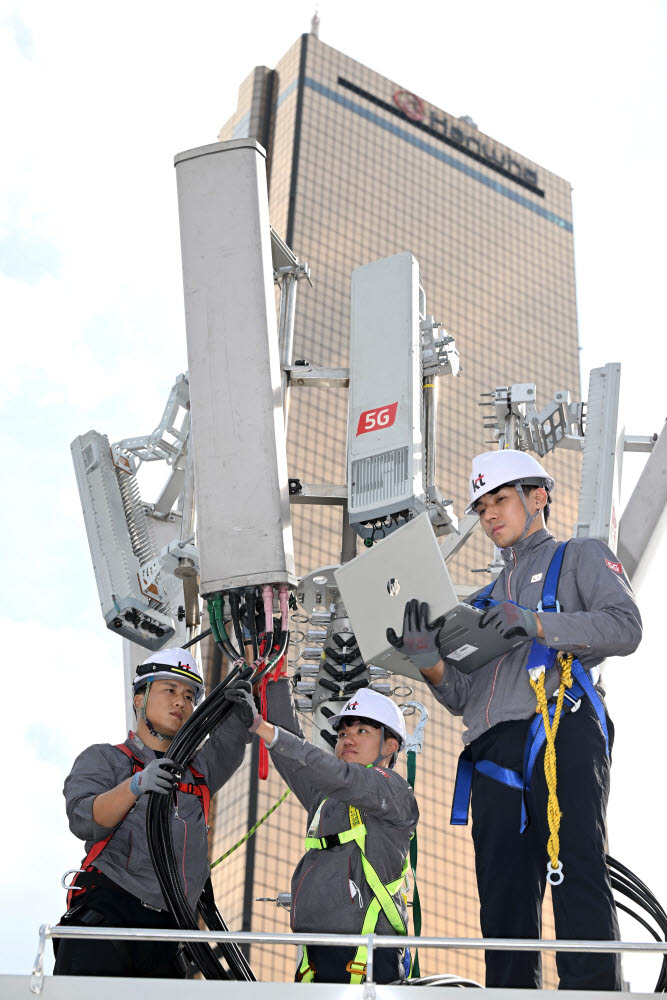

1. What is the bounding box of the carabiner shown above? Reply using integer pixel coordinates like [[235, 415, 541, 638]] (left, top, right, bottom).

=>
[[402, 701, 429, 754], [61, 869, 86, 890]]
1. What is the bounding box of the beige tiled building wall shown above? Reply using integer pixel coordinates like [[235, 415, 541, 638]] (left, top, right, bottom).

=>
[[213, 32, 581, 984]]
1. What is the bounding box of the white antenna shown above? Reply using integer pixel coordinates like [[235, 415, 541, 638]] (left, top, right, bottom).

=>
[[574, 363, 623, 550], [311, 8, 320, 38]]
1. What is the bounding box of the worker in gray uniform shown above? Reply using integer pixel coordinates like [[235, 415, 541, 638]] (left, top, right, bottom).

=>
[[388, 449, 642, 991], [55, 647, 252, 978], [223, 681, 419, 985]]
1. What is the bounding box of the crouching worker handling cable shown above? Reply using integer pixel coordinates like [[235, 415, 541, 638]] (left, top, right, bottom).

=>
[[223, 680, 419, 985], [55, 648, 252, 978], [388, 450, 643, 992]]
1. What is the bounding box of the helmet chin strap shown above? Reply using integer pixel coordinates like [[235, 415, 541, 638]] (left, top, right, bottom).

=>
[[371, 724, 386, 767], [514, 483, 542, 545], [139, 681, 171, 742], [371, 725, 398, 769]]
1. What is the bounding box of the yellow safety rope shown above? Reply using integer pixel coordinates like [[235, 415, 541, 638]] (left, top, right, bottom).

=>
[[210, 789, 290, 869], [529, 653, 574, 876]]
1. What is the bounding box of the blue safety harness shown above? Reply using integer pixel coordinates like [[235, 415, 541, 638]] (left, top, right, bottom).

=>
[[450, 541, 610, 831]]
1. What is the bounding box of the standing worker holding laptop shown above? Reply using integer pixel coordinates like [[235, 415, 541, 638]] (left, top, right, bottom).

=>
[[388, 449, 642, 991]]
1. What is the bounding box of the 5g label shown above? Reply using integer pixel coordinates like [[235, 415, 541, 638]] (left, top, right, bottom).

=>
[[356, 402, 398, 436]]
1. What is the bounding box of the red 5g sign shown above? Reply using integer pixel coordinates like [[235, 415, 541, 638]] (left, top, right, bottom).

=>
[[356, 401, 398, 436]]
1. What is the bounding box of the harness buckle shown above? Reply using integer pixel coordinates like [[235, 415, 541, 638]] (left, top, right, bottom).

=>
[[61, 869, 87, 890], [321, 833, 341, 849], [346, 960, 367, 975], [296, 961, 316, 982], [536, 599, 560, 613], [563, 691, 581, 713]]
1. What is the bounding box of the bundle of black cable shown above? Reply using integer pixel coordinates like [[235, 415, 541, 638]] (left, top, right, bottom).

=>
[[607, 854, 667, 992], [146, 659, 255, 981]]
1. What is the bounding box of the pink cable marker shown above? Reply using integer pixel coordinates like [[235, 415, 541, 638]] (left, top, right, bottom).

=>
[[278, 582, 290, 632], [261, 584, 275, 660]]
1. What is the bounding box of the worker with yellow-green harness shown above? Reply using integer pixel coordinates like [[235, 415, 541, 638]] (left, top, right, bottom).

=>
[[222, 682, 418, 984]]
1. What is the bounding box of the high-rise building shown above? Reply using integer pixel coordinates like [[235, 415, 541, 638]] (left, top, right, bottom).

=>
[[209, 29, 581, 983]]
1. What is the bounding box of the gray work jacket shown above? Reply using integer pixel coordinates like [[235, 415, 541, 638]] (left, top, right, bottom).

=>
[[266, 680, 419, 940], [63, 716, 252, 910], [428, 529, 642, 745]]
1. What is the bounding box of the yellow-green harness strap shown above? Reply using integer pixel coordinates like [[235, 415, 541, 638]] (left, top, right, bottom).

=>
[[304, 826, 363, 850], [349, 856, 407, 983], [296, 948, 316, 983], [304, 800, 407, 984]]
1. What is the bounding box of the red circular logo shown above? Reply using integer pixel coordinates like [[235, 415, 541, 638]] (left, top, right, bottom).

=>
[[393, 90, 424, 122]]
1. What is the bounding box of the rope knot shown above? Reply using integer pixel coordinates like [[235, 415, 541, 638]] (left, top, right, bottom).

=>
[[530, 661, 571, 885], [557, 652, 574, 690]]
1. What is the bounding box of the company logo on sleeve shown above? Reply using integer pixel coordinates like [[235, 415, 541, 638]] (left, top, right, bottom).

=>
[[605, 559, 623, 575]]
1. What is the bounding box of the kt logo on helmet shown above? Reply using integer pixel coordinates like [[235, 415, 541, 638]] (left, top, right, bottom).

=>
[[472, 473, 486, 492], [345, 701, 359, 711]]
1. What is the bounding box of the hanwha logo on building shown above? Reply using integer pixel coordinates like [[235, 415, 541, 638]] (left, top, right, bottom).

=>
[[393, 89, 424, 122]]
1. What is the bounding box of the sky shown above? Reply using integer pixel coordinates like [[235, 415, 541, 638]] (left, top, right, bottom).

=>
[[2, 0, 666, 988]]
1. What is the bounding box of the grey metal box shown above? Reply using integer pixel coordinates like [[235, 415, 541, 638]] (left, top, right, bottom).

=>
[[347, 252, 425, 525]]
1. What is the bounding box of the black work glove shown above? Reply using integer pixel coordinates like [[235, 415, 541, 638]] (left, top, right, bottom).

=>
[[386, 599, 445, 672], [223, 680, 259, 730], [479, 601, 538, 642], [130, 758, 181, 797]]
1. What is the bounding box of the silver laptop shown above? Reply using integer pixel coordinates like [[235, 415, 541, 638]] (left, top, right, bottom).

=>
[[334, 512, 525, 680]]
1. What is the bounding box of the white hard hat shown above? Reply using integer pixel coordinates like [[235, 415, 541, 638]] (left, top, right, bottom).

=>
[[465, 450, 555, 514], [134, 648, 205, 705], [329, 689, 406, 749]]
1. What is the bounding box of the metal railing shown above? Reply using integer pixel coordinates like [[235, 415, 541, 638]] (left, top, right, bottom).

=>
[[31, 924, 667, 996]]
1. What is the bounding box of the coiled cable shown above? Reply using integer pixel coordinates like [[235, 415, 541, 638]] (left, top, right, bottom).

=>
[[146, 585, 289, 980], [146, 661, 253, 979], [607, 854, 667, 991]]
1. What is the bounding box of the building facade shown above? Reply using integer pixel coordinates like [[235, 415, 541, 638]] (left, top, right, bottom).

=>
[[209, 31, 582, 983]]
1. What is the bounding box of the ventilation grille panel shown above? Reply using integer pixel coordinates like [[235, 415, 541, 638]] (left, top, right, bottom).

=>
[[350, 447, 410, 514]]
